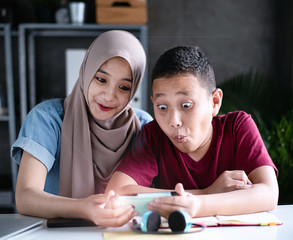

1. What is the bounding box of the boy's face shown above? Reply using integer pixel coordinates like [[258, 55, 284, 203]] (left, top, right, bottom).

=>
[[151, 74, 222, 160]]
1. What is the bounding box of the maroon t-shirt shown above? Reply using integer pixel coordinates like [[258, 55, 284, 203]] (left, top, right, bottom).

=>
[[116, 111, 277, 190]]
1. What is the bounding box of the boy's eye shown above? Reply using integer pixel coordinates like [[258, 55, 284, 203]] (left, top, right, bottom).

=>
[[119, 85, 131, 91], [96, 77, 106, 83], [182, 102, 192, 108], [157, 104, 167, 110]]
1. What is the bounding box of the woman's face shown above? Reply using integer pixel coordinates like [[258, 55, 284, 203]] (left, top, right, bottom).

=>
[[88, 57, 133, 120]]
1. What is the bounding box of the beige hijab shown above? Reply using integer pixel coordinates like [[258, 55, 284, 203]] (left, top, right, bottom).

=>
[[59, 30, 146, 198]]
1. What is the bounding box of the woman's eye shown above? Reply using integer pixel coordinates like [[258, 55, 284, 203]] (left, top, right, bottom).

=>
[[96, 77, 106, 83], [119, 85, 131, 91], [158, 104, 167, 110], [182, 102, 192, 108]]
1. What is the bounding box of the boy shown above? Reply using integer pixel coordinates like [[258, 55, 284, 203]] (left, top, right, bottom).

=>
[[106, 46, 278, 218]]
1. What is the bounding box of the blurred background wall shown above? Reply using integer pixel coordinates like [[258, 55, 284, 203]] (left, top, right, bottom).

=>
[[0, 0, 292, 205]]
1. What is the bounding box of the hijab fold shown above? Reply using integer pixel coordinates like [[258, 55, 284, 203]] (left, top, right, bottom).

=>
[[59, 30, 146, 198]]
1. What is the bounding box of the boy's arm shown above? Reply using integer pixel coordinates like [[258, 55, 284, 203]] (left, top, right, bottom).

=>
[[106, 169, 251, 196], [106, 171, 172, 194], [147, 165, 278, 218], [198, 165, 278, 216]]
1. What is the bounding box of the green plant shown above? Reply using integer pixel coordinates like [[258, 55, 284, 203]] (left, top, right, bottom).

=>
[[265, 110, 293, 204], [219, 70, 290, 131], [218, 70, 293, 204]]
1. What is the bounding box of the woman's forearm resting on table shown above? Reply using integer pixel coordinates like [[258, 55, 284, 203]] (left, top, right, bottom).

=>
[[16, 151, 86, 219], [16, 152, 136, 227], [16, 186, 84, 219]]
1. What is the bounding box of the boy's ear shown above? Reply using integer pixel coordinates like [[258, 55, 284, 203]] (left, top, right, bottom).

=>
[[211, 88, 223, 116], [150, 95, 154, 104]]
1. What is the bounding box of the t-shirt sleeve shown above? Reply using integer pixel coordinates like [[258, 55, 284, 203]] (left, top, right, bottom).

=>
[[11, 100, 63, 172], [233, 112, 278, 176], [116, 121, 159, 187]]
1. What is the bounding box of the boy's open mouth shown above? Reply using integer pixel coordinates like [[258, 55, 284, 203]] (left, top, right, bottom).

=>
[[174, 135, 187, 143]]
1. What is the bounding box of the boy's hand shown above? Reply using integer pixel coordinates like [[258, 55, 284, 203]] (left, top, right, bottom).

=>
[[204, 170, 253, 194], [147, 183, 201, 218]]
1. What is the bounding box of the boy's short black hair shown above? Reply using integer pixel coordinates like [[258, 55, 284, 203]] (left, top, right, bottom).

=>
[[151, 46, 216, 94]]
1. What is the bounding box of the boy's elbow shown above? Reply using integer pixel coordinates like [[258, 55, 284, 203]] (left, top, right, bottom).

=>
[[270, 187, 279, 211], [266, 198, 278, 212], [264, 183, 279, 211], [106, 171, 137, 194], [105, 174, 120, 193]]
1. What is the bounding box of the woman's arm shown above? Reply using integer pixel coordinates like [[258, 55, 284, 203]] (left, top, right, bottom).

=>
[[16, 151, 82, 219], [16, 151, 135, 227]]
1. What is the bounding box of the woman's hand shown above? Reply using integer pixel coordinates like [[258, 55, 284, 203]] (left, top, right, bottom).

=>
[[81, 190, 136, 227], [204, 170, 253, 194], [17, 152, 135, 228], [146, 183, 201, 218]]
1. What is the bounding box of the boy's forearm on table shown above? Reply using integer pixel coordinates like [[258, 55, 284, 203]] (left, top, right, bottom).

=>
[[194, 183, 278, 217], [186, 189, 207, 195]]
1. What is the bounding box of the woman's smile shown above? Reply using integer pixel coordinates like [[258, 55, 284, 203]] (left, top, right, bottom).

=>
[[98, 103, 113, 112]]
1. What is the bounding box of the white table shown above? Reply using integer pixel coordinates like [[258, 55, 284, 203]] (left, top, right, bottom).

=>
[[3, 205, 293, 240]]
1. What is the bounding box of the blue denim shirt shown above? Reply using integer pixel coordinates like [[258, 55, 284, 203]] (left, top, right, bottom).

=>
[[11, 98, 153, 195]]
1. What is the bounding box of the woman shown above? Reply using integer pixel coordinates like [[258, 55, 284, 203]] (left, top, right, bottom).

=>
[[11, 30, 152, 227]]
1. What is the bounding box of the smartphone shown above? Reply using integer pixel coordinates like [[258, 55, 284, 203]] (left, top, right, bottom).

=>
[[119, 192, 178, 216], [47, 218, 96, 228]]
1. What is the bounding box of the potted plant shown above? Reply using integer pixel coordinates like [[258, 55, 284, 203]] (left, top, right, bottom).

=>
[[218, 70, 293, 204]]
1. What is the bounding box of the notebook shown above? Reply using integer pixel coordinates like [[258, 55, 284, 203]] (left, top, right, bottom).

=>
[[190, 211, 283, 227], [0, 214, 43, 239], [160, 211, 282, 228]]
